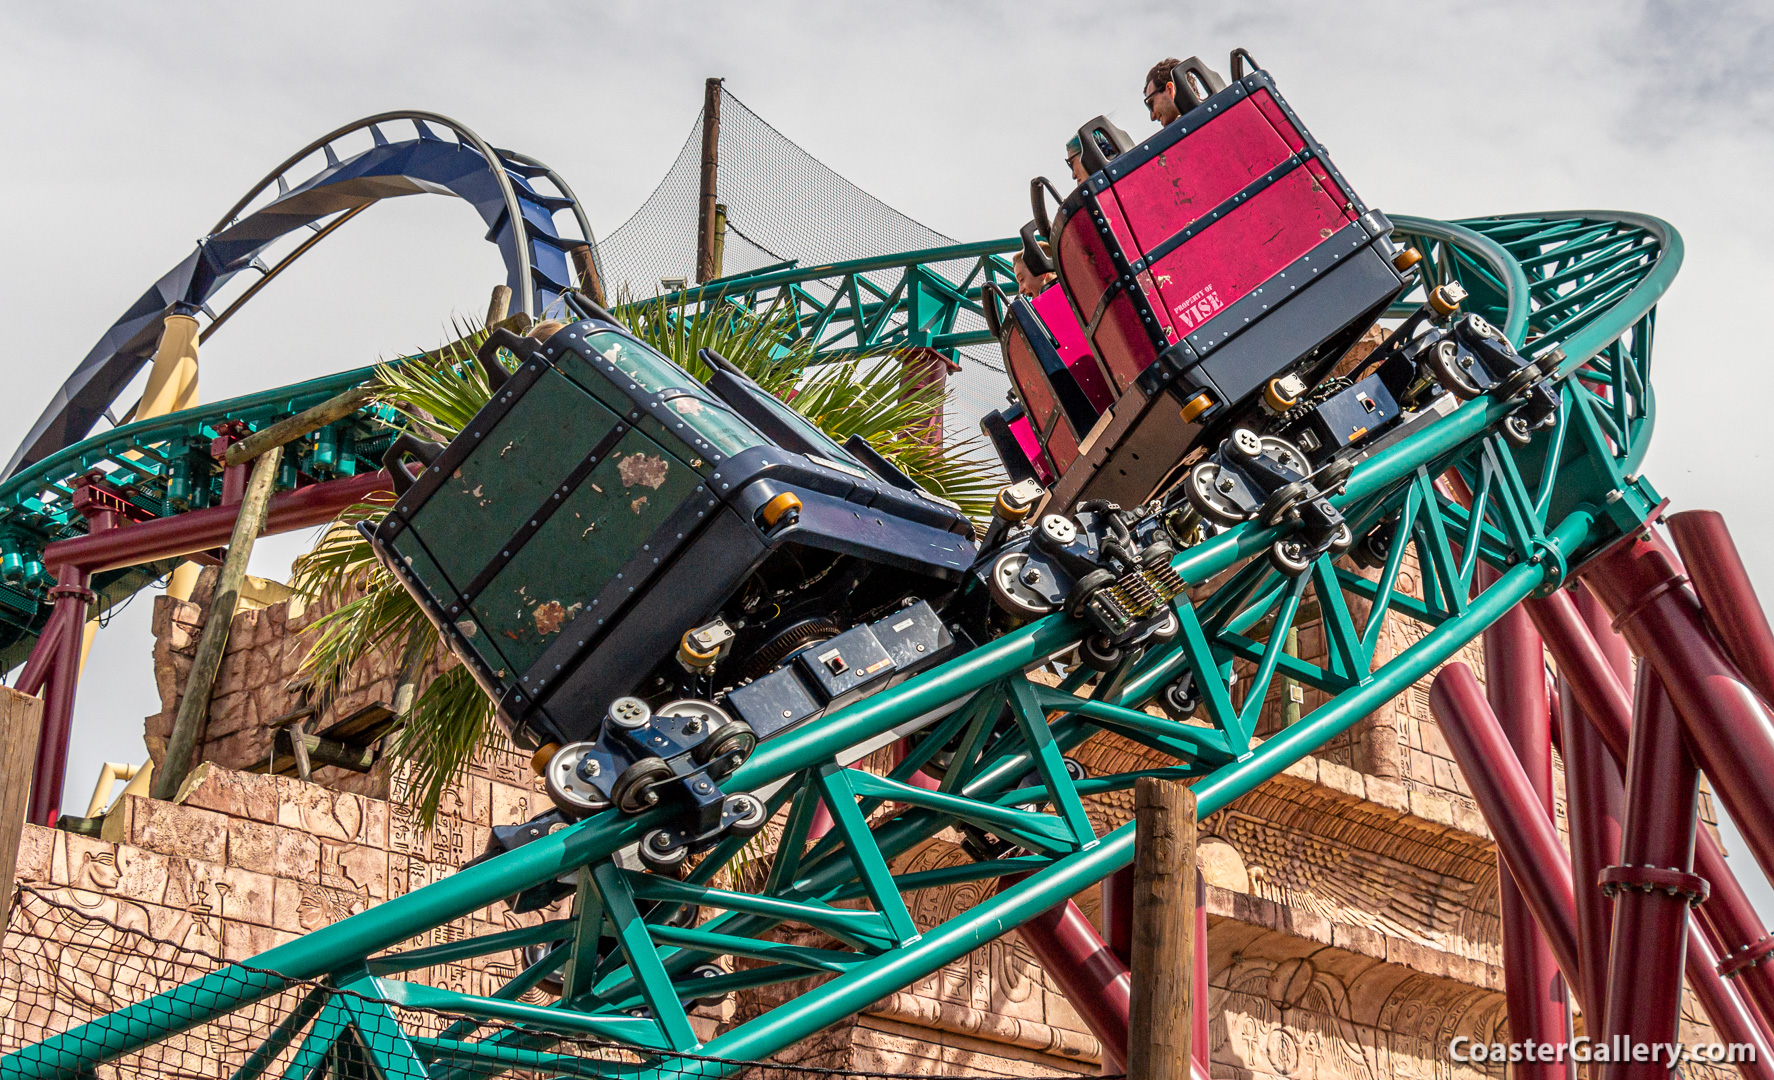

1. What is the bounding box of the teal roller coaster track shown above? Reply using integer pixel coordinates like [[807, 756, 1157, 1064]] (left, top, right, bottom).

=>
[[0, 203, 1677, 1076]]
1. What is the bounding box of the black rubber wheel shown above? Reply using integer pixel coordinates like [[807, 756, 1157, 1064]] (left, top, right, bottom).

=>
[[726, 794, 770, 838], [611, 757, 674, 814], [639, 827, 689, 872], [689, 963, 730, 1008], [1352, 520, 1395, 570], [521, 942, 566, 996], [1495, 364, 1540, 401], [1259, 481, 1311, 528], [1502, 413, 1535, 446], [1140, 540, 1175, 569], [1426, 339, 1483, 400], [1328, 521, 1355, 554], [1081, 633, 1122, 672], [1317, 457, 1354, 493], [1161, 674, 1201, 719], [694, 718, 757, 777], [1269, 538, 1315, 577], [1065, 568, 1118, 619], [960, 823, 1013, 862]]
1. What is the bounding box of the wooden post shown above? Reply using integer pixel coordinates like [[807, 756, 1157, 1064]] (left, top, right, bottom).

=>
[[0, 687, 44, 924], [1130, 777, 1197, 1080], [710, 203, 728, 282], [484, 284, 512, 328], [569, 246, 606, 308], [153, 446, 284, 800], [695, 77, 724, 284], [222, 386, 370, 467]]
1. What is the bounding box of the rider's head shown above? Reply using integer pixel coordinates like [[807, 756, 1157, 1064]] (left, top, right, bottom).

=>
[[1012, 252, 1055, 298], [1144, 57, 1184, 125], [1065, 135, 1089, 185]]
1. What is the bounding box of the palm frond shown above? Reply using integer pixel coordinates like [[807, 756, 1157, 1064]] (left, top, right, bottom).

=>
[[384, 665, 496, 826]]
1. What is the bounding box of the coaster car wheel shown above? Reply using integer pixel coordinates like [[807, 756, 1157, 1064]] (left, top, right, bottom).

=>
[[693, 717, 757, 778], [1502, 413, 1538, 446], [1352, 518, 1396, 570], [1426, 339, 1483, 400], [521, 942, 566, 996], [1328, 520, 1355, 554], [543, 741, 611, 819], [1081, 633, 1123, 672], [1258, 434, 1310, 479], [639, 826, 690, 872], [990, 551, 1059, 620], [1160, 672, 1201, 719], [1270, 537, 1316, 577], [612, 757, 674, 814], [1316, 457, 1354, 494], [726, 793, 770, 838], [1259, 481, 1312, 528], [1066, 569, 1118, 619], [1143, 608, 1180, 644], [1187, 462, 1249, 528], [689, 963, 731, 1008]]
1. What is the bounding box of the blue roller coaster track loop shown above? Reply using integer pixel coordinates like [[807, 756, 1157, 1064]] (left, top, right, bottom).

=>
[[8, 110, 593, 479]]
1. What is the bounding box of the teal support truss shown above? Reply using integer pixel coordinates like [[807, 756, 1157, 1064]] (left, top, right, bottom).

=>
[[645, 238, 1021, 364], [0, 209, 1679, 1079]]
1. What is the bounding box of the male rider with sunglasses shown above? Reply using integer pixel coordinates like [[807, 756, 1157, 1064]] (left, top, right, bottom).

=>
[[1143, 57, 1184, 126]]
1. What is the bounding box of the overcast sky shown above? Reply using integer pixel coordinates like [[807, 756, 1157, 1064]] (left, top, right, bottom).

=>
[[5, 1, 1774, 921]]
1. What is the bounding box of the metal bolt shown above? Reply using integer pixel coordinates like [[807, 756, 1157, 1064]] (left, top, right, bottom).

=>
[[694, 780, 711, 793]]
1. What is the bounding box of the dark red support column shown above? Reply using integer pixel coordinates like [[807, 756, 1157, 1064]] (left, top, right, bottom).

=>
[[999, 878, 1211, 1079], [1530, 584, 1774, 1036], [1696, 838, 1774, 1041], [1558, 672, 1623, 1031], [1687, 923, 1774, 1080], [23, 563, 93, 826], [1561, 586, 1629, 1030], [22, 470, 393, 825], [1598, 672, 1702, 1076], [1103, 864, 1134, 966], [1429, 663, 1583, 992], [1666, 510, 1774, 709], [998, 879, 1131, 1071], [1482, 598, 1571, 1073], [1577, 529, 1774, 893]]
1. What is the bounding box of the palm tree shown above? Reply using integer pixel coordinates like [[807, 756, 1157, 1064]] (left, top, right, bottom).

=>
[[291, 294, 1000, 826]]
